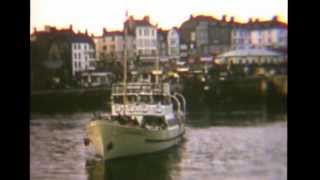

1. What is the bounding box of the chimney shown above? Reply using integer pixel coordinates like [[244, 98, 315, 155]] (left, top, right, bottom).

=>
[[103, 28, 107, 36], [85, 29, 88, 36], [69, 24, 73, 31], [77, 30, 81, 34], [230, 17, 234, 23], [248, 18, 253, 23], [272, 16, 278, 22], [222, 15, 227, 21], [190, 14, 194, 19], [255, 18, 260, 23], [44, 25, 51, 32], [33, 27, 37, 33], [143, 15, 150, 22], [129, 16, 134, 21]]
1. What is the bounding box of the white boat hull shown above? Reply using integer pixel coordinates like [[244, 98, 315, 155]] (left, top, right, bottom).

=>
[[86, 120, 185, 160]]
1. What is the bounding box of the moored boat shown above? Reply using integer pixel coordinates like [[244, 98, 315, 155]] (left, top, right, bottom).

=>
[[85, 80, 186, 160]]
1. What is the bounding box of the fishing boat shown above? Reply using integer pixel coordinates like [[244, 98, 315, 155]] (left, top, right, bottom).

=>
[[84, 14, 186, 161]]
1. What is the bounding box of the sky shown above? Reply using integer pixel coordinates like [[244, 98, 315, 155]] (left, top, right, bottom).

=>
[[31, 0, 287, 36]]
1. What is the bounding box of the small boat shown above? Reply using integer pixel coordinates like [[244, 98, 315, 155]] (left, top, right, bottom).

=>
[[84, 13, 186, 160], [84, 79, 186, 160]]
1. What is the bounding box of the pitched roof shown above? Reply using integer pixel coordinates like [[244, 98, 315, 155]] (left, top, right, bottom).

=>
[[70, 34, 95, 44], [247, 19, 287, 29], [103, 30, 124, 37], [32, 27, 95, 45], [191, 15, 219, 22], [218, 48, 281, 58]]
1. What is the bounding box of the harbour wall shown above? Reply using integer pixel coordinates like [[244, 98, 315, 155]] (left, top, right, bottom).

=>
[[31, 77, 286, 115]]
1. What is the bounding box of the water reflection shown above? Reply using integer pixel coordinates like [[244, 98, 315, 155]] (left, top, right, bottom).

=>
[[86, 143, 185, 180]]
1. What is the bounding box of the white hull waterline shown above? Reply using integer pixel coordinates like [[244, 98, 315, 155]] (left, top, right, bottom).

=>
[[86, 120, 185, 160]]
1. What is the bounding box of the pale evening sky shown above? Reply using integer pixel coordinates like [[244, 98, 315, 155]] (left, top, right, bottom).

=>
[[31, 0, 287, 36]]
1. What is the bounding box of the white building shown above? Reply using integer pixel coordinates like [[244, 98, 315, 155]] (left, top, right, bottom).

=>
[[248, 17, 287, 49], [231, 16, 287, 50], [230, 17, 251, 50], [71, 34, 96, 76], [167, 27, 180, 60], [125, 16, 157, 62]]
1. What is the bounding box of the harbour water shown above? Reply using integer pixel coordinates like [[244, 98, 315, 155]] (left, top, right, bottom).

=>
[[30, 111, 287, 180]]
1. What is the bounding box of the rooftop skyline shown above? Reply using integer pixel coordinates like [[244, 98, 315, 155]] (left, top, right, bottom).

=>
[[31, 0, 287, 36]]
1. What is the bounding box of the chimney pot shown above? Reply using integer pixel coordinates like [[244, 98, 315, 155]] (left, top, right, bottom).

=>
[[222, 15, 227, 21], [143, 16, 150, 22], [272, 16, 278, 21]]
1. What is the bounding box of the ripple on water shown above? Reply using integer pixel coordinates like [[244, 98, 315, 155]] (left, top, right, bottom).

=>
[[31, 114, 287, 180]]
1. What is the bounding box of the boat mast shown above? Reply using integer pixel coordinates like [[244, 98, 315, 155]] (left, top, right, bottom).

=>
[[123, 11, 128, 115], [155, 24, 160, 84]]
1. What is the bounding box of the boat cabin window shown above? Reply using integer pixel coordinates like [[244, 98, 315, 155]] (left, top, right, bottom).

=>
[[167, 118, 179, 126], [127, 95, 137, 104], [153, 95, 162, 104], [142, 116, 167, 129], [113, 96, 124, 104], [163, 96, 171, 105], [140, 95, 151, 104]]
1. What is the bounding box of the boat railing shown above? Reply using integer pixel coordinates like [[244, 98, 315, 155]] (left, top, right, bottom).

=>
[[173, 92, 187, 114], [112, 82, 170, 95]]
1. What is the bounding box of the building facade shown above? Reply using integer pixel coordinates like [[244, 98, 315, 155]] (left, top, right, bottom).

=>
[[248, 16, 287, 50], [124, 16, 158, 63], [179, 15, 232, 59], [71, 33, 96, 77], [230, 17, 251, 50], [93, 29, 125, 62], [157, 28, 168, 61], [31, 25, 97, 89], [167, 27, 180, 60]]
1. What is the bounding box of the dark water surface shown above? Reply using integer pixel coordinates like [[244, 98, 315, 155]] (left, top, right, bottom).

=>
[[30, 112, 287, 180]]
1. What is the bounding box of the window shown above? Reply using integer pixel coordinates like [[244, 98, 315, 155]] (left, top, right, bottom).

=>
[[74, 53, 77, 59], [79, 53, 81, 59], [152, 50, 156, 56], [152, 40, 157, 47], [78, 44, 81, 49], [84, 44, 87, 50], [113, 96, 123, 104], [144, 29, 149, 36], [139, 29, 142, 36]]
